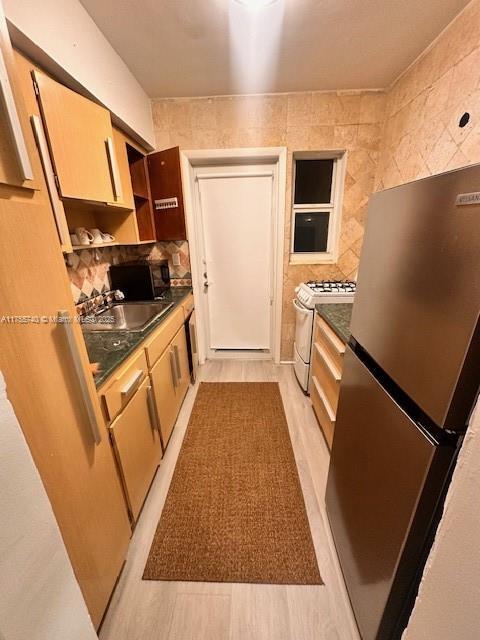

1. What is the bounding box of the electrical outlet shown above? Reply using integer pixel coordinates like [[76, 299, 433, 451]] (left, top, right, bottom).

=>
[[172, 252, 181, 266]]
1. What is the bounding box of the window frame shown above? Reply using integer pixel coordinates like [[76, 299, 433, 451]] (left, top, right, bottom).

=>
[[290, 150, 346, 265]]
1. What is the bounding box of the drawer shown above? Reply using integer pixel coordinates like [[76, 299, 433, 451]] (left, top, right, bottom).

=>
[[182, 293, 194, 319], [144, 305, 184, 368], [311, 341, 341, 412], [311, 374, 336, 450], [100, 349, 148, 422], [314, 315, 346, 374]]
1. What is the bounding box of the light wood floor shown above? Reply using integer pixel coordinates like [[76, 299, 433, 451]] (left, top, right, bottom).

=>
[[99, 361, 359, 640]]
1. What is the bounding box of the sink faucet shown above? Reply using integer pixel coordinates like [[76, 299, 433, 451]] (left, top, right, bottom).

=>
[[113, 289, 125, 301]]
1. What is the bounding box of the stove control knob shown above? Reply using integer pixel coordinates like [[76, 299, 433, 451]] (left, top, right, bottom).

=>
[[295, 286, 300, 294]]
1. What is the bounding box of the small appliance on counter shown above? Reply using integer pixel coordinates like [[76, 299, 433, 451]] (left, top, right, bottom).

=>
[[109, 260, 170, 301], [293, 280, 356, 392]]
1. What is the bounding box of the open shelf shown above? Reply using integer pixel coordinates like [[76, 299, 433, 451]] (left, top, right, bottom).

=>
[[69, 241, 119, 251], [63, 239, 156, 253], [132, 191, 149, 200], [126, 143, 156, 242]]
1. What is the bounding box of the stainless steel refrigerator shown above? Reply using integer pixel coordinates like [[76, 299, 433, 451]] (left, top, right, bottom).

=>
[[326, 165, 480, 640]]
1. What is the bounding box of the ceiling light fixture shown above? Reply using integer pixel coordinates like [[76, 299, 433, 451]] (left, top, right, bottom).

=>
[[234, 0, 278, 8]]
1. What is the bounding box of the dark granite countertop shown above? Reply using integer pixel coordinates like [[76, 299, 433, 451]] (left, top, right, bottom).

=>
[[315, 303, 353, 344], [83, 287, 192, 388]]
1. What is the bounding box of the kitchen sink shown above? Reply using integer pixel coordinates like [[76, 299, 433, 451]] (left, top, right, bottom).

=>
[[81, 301, 174, 332]]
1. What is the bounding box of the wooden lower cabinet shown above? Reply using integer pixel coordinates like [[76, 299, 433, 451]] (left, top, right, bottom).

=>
[[310, 314, 346, 450], [150, 325, 190, 448], [150, 345, 178, 446], [311, 375, 336, 449], [171, 325, 190, 402], [109, 378, 162, 521]]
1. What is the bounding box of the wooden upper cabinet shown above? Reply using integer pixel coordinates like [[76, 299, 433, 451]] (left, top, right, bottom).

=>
[[129, 152, 149, 198], [127, 143, 155, 241], [112, 127, 135, 210], [147, 146, 187, 240], [33, 69, 119, 204], [0, 5, 37, 189]]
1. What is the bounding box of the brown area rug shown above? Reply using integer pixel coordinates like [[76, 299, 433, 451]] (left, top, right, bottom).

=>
[[143, 382, 322, 584]]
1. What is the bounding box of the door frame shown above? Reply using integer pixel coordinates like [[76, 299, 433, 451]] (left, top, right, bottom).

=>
[[181, 147, 287, 365]]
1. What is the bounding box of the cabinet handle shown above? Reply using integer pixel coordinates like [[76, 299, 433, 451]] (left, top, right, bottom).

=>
[[105, 136, 123, 202], [120, 369, 143, 398], [146, 385, 160, 433], [173, 344, 181, 381], [0, 4, 34, 181], [57, 310, 101, 445], [31, 115, 70, 249], [169, 349, 178, 388]]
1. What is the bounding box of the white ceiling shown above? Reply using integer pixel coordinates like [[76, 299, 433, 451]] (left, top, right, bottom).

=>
[[80, 0, 470, 98]]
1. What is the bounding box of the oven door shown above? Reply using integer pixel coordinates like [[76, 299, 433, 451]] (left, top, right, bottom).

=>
[[293, 298, 314, 363]]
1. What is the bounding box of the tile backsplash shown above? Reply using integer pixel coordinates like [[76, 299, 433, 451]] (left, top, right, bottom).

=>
[[65, 241, 191, 303]]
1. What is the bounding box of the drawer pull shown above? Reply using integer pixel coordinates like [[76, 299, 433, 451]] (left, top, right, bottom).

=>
[[146, 385, 160, 433], [169, 349, 178, 388], [312, 375, 336, 422], [314, 342, 341, 381], [120, 369, 143, 398]]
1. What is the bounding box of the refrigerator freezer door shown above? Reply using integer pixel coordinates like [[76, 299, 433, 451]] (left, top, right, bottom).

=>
[[351, 165, 480, 430], [326, 347, 454, 640]]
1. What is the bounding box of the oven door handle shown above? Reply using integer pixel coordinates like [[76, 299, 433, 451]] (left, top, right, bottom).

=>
[[292, 298, 312, 316]]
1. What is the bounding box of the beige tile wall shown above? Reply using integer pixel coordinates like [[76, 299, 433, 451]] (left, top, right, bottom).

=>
[[152, 91, 386, 359], [376, 0, 480, 190]]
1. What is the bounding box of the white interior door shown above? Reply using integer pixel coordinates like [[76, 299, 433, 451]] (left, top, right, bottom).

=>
[[196, 165, 275, 351]]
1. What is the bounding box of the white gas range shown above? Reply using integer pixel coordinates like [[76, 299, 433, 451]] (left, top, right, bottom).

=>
[[293, 280, 356, 392]]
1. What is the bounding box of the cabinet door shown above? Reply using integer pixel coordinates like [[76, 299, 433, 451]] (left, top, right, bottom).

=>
[[112, 127, 134, 210], [147, 146, 187, 240], [0, 5, 36, 188], [150, 344, 178, 448], [33, 69, 117, 203], [110, 378, 162, 521], [172, 324, 190, 405], [0, 49, 131, 629]]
